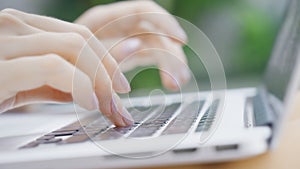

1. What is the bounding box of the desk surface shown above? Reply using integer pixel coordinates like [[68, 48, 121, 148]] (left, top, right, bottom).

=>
[[143, 94, 300, 169]]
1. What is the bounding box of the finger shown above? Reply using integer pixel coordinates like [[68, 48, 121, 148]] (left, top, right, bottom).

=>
[[14, 86, 73, 107], [137, 23, 190, 90], [1, 9, 134, 126], [0, 12, 42, 36], [0, 31, 129, 94], [94, 75, 134, 127], [158, 37, 191, 90], [0, 17, 132, 126], [0, 32, 132, 126], [111, 26, 190, 90], [102, 37, 142, 62], [75, 1, 187, 43], [0, 55, 97, 111], [2, 8, 131, 93], [0, 86, 73, 115], [111, 93, 134, 126]]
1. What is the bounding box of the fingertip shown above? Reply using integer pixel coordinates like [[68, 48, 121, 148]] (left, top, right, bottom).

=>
[[120, 107, 134, 126], [75, 92, 98, 111], [112, 38, 141, 62], [112, 72, 131, 94], [122, 38, 141, 56], [123, 117, 134, 126], [113, 118, 127, 127], [176, 29, 188, 44], [108, 93, 131, 127], [180, 67, 191, 84], [160, 71, 181, 91]]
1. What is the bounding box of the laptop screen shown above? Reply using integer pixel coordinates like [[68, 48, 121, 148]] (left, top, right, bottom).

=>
[[264, 0, 300, 102]]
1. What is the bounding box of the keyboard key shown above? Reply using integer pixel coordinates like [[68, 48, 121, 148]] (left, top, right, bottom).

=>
[[39, 138, 62, 144], [86, 117, 111, 128], [61, 134, 91, 144], [74, 129, 101, 136], [129, 103, 180, 137], [74, 126, 108, 136], [57, 113, 101, 132], [94, 123, 139, 141], [129, 105, 159, 112], [162, 100, 205, 135], [93, 129, 123, 140], [130, 127, 158, 137], [19, 141, 39, 149], [195, 99, 220, 132], [128, 105, 159, 122], [36, 135, 55, 141], [46, 130, 76, 136], [58, 125, 81, 132]]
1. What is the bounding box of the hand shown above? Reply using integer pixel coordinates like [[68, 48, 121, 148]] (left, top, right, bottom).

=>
[[0, 9, 133, 126], [76, 0, 190, 90]]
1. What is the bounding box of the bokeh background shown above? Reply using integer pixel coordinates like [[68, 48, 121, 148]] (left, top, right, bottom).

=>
[[0, 0, 288, 93]]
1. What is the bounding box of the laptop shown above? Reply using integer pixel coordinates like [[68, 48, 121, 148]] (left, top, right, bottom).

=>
[[1, 0, 300, 168]]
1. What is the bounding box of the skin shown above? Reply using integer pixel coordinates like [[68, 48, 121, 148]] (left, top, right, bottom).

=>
[[0, 1, 189, 127]]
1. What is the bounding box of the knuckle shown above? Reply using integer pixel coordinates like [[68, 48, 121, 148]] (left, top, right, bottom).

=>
[[67, 32, 85, 42], [41, 54, 68, 75], [0, 13, 24, 35], [0, 12, 16, 23], [0, 12, 37, 36], [140, 1, 158, 9], [64, 32, 86, 49], [1, 8, 18, 14], [81, 73, 91, 84], [77, 25, 92, 38], [73, 69, 90, 85]]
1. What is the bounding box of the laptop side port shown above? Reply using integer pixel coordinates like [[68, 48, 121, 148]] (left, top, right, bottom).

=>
[[173, 148, 198, 154], [215, 144, 239, 152]]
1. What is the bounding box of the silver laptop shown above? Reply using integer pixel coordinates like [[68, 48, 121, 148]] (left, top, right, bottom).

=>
[[1, 0, 300, 168]]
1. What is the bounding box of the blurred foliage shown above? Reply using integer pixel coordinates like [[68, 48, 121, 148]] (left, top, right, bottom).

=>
[[234, 4, 278, 75], [44, 0, 281, 90]]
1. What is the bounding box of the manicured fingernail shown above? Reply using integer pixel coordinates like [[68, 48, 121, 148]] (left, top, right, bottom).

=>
[[91, 92, 99, 110], [110, 95, 119, 116], [123, 38, 141, 55], [181, 68, 190, 83], [177, 29, 187, 43], [172, 26, 187, 43], [115, 73, 131, 93], [120, 107, 134, 126], [118, 120, 127, 127]]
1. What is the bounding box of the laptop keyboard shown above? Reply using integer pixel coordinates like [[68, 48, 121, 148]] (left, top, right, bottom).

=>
[[195, 99, 220, 132], [163, 101, 205, 135], [129, 103, 180, 137], [19, 99, 220, 149]]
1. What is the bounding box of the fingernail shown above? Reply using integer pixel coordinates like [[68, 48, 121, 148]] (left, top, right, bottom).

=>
[[123, 38, 141, 55], [91, 92, 99, 110], [181, 68, 190, 83], [118, 119, 127, 127], [120, 107, 134, 126], [177, 29, 187, 43], [110, 95, 119, 116], [115, 73, 131, 93]]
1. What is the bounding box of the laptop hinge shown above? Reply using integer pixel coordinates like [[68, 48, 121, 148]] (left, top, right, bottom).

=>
[[252, 88, 276, 127]]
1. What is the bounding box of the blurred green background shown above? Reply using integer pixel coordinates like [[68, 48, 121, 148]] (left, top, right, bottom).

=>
[[0, 0, 288, 92]]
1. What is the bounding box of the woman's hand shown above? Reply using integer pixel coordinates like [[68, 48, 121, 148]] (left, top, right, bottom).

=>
[[0, 9, 133, 126], [76, 1, 190, 90]]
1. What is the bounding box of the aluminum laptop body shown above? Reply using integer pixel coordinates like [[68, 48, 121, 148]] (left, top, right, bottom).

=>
[[0, 0, 300, 168]]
